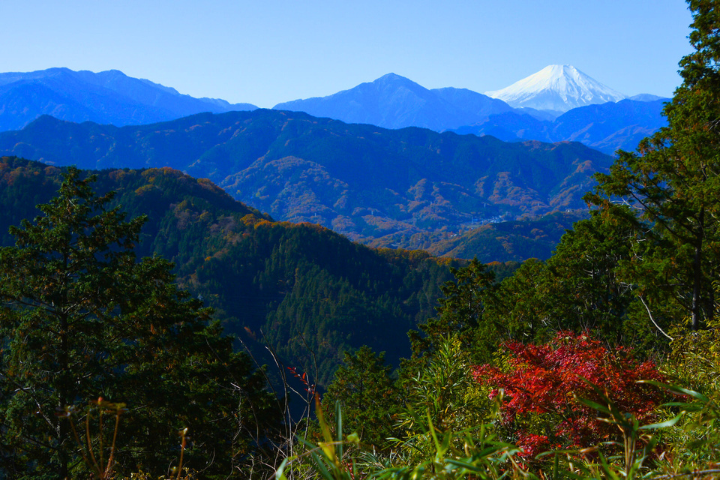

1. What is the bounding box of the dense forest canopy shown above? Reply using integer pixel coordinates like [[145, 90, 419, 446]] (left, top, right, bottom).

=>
[[0, 156, 464, 386], [0, 169, 281, 477]]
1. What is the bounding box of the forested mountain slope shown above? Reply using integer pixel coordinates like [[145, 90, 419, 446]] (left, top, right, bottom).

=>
[[0, 110, 612, 255], [425, 211, 587, 260], [0, 156, 456, 383]]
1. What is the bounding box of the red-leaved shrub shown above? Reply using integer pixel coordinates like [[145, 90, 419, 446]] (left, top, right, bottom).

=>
[[474, 332, 666, 454]]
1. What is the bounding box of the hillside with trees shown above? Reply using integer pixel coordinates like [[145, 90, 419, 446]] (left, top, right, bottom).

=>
[[0, 109, 612, 257], [0, 168, 280, 477], [0, 156, 457, 385]]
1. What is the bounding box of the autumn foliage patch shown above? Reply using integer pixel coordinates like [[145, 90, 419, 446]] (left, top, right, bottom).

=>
[[473, 332, 667, 455]]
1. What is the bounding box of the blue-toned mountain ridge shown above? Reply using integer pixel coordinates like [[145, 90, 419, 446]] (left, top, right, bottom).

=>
[[274, 72, 668, 154], [0, 68, 257, 131], [452, 98, 667, 155], [0, 68, 667, 154], [273, 73, 516, 131]]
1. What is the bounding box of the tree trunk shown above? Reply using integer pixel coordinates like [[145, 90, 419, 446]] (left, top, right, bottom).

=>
[[691, 208, 705, 331]]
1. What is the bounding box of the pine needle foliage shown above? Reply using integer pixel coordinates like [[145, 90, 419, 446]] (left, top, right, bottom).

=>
[[0, 168, 279, 478]]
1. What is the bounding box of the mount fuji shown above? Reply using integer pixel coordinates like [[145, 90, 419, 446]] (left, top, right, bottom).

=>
[[485, 65, 627, 113]]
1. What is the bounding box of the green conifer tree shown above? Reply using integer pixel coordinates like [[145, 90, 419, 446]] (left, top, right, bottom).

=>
[[408, 258, 498, 364], [322, 346, 400, 450], [0, 168, 279, 478], [588, 0, 720, 332]]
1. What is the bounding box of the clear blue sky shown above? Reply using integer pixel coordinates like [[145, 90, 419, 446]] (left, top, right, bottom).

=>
[[0, 0, 693, 108]]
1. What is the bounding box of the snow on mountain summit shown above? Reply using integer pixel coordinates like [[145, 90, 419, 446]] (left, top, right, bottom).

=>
[[485, 65, 627, 113]]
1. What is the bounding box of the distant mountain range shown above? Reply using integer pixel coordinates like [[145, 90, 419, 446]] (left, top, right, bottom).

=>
[[0, 68, 257, 131], [0, 110, 613, 252], [452, 98, 667, 155], [0, 67, 669, 155], [273, 73, 516, 131], [273, 68, 668, 154]]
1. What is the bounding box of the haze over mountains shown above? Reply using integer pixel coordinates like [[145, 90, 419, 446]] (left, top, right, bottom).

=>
[[0, 68, 257, 131], [0, 67, 669, 155], [451, 97, 667, 155], [273, 66, 668, 154], [273, 73, 516, 131], [0, 65, 669, 259]]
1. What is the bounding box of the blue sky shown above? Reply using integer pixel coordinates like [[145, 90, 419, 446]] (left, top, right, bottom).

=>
[[0, 1, 693, 108]]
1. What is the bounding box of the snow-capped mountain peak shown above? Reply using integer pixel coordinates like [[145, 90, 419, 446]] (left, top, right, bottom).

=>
[[485, 65, 627, 113]]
